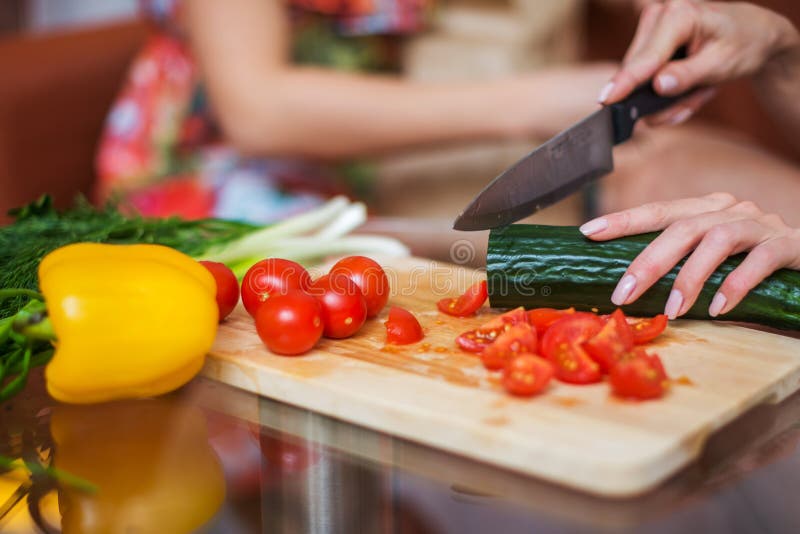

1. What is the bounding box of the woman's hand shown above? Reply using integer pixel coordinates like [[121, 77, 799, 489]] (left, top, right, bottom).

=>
[[579, 193, 800, 319], [598, 0, 800, 126]]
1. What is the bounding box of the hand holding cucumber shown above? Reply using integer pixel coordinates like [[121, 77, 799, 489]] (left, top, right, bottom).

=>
[[580, 193, 800, 320]]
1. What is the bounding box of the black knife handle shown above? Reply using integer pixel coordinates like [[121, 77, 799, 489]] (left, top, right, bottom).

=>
[[609, 46, 690, 144]]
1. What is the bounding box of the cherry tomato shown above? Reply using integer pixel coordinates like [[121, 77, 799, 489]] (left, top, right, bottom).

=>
[[480, 324, 538, 371], [455, 307, 529, 353], [437, 280, 488, 317], [527, 308, 575, 336], [309, 274, 367, 339], [503, 355, 554, 397], [540, 313, 604, 384], [241, 259, 312, 318], [610, 349, 669, 400], [199, 260, 239, 321], [384, 306, 424, 345], [583, 309, 634, 373], [329, 256, 389, 318], [628, 314, 669, 344], [255, 290, 323, 355]]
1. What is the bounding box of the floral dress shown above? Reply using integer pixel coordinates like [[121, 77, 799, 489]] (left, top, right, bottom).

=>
[[96, 0, 431, 223]]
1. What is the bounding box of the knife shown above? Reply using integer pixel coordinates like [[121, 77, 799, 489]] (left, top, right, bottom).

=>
[[453, 50, 691, 231]]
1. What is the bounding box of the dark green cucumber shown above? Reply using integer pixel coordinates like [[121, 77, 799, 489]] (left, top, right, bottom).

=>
[[487, 224, 800, 331]]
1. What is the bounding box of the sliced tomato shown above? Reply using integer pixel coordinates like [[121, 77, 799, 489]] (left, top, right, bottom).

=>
[[437, 280, 488, 317], [610, 349, 669, 400], [385, 306, 424, 345], [455, 307, 529, 353], [480, 323, 538, 371], [583, 309, 635, 373], [502, 355, 554, 397], [628, 314, 669, 344], [540, 313, 604, 384], [527, 307, 575, 336]]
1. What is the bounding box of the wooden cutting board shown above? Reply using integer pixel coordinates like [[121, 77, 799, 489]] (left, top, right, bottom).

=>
[[203, 257, 800, 497]]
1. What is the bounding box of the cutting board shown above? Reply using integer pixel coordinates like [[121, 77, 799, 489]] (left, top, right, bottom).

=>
[[203, 257, 800, 497]]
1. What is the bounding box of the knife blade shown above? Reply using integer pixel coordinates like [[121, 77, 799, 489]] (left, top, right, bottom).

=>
[[453, 51, 690, 231]]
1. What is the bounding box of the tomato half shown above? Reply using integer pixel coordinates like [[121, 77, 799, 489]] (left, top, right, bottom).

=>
[[455, 307, 529, 353], [384, 306, 424, 345], [583, 309, 634, 373], [610, 349, 669, 400], [255, 290, 323, 355], [527, 307, 575, 336], [241, 259, 312, 317], [503, 355, 554, 397], [437, 280, 488, 317], [199, 260, 240, 321], [540, 313, 604, 384], [480, 324, 538, 371], [309, 274, 367, 339], [628, 315, 669, 344], [329, 256, 389, 318]]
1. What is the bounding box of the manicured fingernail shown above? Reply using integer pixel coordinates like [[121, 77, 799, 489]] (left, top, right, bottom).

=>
[[709, 292, 727, 317], [667, 108, 693, 125], [657, 74, 679, 93], [598, 82, 615, 103], [579, 218, 608, 236], [611, 274, 637, 306], [664, 289, 684, 319]]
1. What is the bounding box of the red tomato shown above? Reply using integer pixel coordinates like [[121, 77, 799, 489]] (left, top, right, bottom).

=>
[[309, 274, 367, 339], [503, 355, 554, 397], [610, 349, 669, 400], [583, 309, 635, 373], [384, 306, 424, 345], [241, 259, 312, 317], [527, 307, 575, 336], [199, 260, 239, 321], [540, 313, 604, 384], [437, 280, 488, 317], [455, 307, 529, 353], [329, 256, 389, 318], [255, 291, 323, 355], [628, 315, 669, 344], [480, 324, 538, 371]]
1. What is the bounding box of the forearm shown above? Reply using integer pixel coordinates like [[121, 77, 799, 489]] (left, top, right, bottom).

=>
[[213, 67, 594, 160]]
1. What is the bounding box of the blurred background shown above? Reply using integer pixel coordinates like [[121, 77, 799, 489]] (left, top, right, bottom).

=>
[[1, 0, 798, 231]]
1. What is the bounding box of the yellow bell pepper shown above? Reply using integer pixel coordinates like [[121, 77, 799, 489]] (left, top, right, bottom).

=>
[[39, 243, 218, 403]]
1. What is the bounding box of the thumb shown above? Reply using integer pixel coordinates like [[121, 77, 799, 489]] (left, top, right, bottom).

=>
[[654, 46, 728, 95]]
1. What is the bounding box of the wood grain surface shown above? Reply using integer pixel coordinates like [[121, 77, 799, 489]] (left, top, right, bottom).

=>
[[203, 257, 800, 497]]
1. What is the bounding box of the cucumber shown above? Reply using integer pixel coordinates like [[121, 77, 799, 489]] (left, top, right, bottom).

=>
[[486, 225, 800, 331]]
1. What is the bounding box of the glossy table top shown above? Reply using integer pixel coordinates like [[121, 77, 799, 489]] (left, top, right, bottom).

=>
[[3, 364, 800, 534]]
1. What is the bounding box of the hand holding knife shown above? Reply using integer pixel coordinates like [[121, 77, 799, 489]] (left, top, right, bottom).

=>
[[453, 48, 693, 231]]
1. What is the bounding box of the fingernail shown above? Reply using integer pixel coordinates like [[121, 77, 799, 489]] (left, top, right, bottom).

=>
[[657, 74, 679, 92], [667, 108, 693, 126], [611, 274, 637, 306], [579, 218, 608, 236], [708, 292, 727, 317], [664, 289, 684, 319], [598, 82, 615, 103]]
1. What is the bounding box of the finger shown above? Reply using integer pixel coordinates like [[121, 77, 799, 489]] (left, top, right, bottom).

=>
[[644, 86, 718, 127], [711, 236, 799, 316], [608, 200, 761, 306], [580, 192, 738, 240], [625, 3, 666, 62], [599, 3, 667, 103], [653, 44, 732, 96], [602, 0, 698, 103], [667, 219, 774, 318]]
